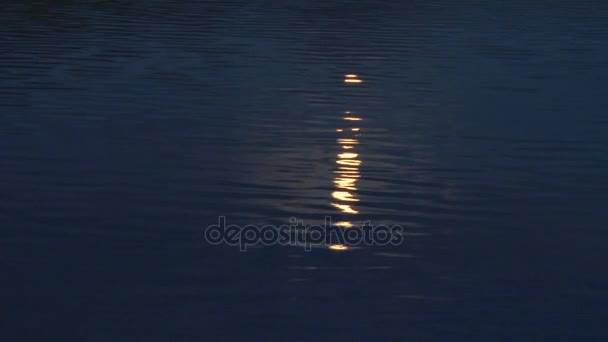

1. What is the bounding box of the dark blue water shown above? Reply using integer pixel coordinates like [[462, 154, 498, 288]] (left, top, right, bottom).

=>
[[2, 1, 608, 340]]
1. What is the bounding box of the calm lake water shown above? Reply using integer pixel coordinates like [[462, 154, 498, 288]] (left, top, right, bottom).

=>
[[2, 1, 608, 340]]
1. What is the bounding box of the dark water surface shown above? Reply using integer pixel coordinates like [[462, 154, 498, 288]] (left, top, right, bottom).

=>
[[2, 1, 608, 340]]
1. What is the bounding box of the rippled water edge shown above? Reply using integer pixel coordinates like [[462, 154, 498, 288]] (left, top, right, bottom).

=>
[[2, 1, 608, 340]]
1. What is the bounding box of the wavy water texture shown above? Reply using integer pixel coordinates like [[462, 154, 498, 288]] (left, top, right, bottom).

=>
[[2, 1, 608, 340]]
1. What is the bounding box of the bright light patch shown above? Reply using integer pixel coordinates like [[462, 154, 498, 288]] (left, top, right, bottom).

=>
[[344, 74, 363, 83], [329, 244, 350, 250]]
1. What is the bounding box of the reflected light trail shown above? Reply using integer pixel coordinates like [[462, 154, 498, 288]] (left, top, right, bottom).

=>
[[331, 111, 363, 222], [329, 73, 365, 248]]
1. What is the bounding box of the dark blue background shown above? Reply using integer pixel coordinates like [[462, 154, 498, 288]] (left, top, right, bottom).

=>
[[2, 1, 608, 340]]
